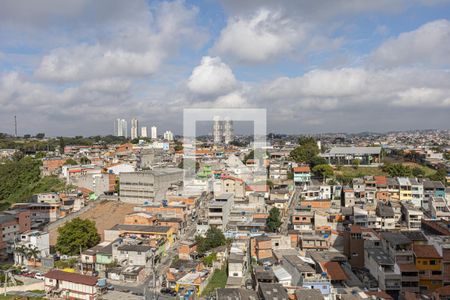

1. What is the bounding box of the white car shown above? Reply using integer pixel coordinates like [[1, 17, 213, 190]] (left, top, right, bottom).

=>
[[34, 273, 44, 280]]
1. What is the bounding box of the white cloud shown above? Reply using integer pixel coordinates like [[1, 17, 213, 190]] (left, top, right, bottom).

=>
[[265, 68, 368, 99], [372, 19, 450, 66], [35, 45, 162, 81], [394, 87, 450, 107], [214, 92, 249, 108], [34, 1, 207, 82], [260, 67, 450, 109], [213, 9, 306, 62], [187, 56, 237, 96]]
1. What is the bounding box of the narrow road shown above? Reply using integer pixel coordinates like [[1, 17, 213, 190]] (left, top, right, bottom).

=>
[[280, 187, 301, 235]]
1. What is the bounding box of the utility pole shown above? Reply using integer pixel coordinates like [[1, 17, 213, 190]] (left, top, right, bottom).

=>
[[80, 245, 84, 274], [3, 270, 7, 296], [152, 250, 156, 300]]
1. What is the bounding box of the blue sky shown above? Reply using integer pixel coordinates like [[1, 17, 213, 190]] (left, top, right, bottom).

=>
[[0, 0, 449, 136]]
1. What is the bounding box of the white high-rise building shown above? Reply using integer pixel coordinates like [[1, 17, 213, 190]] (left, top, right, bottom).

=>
[[163, 130, 174, 141], [212, 116, 233, 145], [223, 117, 233, 144], [213, 116, 222, 144], [131, 118, 139, 140], [141, 126, 148, 138], [114, 119, 128, 138], [151, 126, 157, 139]]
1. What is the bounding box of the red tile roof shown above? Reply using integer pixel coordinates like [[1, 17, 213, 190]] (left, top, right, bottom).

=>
[[413, 245, 441, 259], [293, 166, 310, 173], [44, 270, 98, 286], [374, 176, 387, 185], [323, 262, 348, 281], [435, 285, 450, 296]]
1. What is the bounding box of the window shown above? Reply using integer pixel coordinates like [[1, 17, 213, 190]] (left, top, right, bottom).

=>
[[138, 252, 142, 255], [432, 271, 442, 275], [430, 260, 437, 265], [275, 242, 279, 247]]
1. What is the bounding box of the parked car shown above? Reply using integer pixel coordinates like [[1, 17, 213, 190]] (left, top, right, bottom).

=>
[[160, 288, 177, 296], [34, 273, 44, 280]]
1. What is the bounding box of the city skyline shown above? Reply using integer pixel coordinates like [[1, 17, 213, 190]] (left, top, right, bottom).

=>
[[0, 1, 449, 136]]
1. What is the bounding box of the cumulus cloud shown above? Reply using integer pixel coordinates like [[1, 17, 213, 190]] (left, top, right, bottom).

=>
[[394, 87, 450, 107], [35, 1, 207, 81], [372, 19, 450, 66], [213, 9, 306, 62], [187, 56, 237, 96], [260, 67, 450, 112]]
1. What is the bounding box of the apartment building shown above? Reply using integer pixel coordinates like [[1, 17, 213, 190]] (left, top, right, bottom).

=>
[[365, 247, 401, 298], [429, 197, 450, 220], [207, 193, 234, 230], [293, 166, 311, 185], [0, 211, 31, 257], [44, 270, 99, 300], [414, 244, 443, 292], [119, 168, 183, 204], [401, 203, 423, 229], [269, 160, 289, 181]]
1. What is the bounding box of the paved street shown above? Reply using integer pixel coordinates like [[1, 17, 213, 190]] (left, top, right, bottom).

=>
[[280, 186, 301, 235], [110, 194, 203, 298]]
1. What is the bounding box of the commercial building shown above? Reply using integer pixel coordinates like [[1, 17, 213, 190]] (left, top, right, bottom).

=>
[[320, 146, 382, 165], [119, 168, 183, 204]]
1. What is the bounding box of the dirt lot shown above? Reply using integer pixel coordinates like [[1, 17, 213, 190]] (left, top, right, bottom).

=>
[[49, 200, 135, 245]]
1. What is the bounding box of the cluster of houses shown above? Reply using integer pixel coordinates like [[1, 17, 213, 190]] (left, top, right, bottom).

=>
[[0, 137, 449, 299]]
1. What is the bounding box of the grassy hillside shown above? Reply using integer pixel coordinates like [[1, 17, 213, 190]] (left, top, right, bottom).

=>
[[0, 157, 67, 210]]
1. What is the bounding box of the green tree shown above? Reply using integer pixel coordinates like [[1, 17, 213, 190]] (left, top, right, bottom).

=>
[[59, 137, 65, 154], [202, 253, 217, 267], [80, 156, 91, 165], [195, 227, 226, 254], [0, 156, 67, 210], [64, 158, 78, 165], [352, 159, 360, 169], [174, 142, 183, 151], [26, 246, 40, 267], [290, 143, 319, 164], [382, 163, 413, 177], [412, 167, 425, 177], [430, 167, 447, 185], [56, 218, 100, 255], [312, 164, 334, 180], [267, 207, 282, 233]]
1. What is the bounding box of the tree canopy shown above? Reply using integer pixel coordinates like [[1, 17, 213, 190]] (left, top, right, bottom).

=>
[[56, 218, 101, 255], [290, 137, 325, 167], [312, 164, 334, 180], [267, 207, 282, 233], [0, 157, 67, 210], [195, 227, 227, 254], [382, 163, 413, 177]]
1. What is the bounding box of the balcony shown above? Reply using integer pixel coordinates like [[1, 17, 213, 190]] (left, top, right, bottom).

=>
[[401, 275, 419, 282], [208, 219, 223, 225]]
